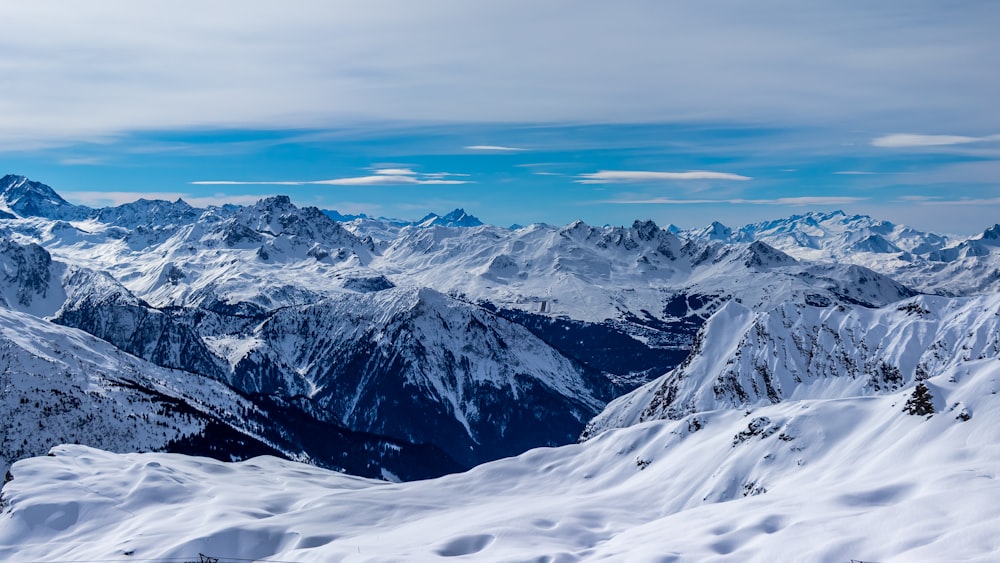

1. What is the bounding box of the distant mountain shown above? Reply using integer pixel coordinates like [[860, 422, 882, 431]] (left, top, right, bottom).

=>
[[689, 220, 734, 241], [416, 208, 484, 228], [323, 208, 482, 228], [682, 210, 950, 257], [322, 209, 372, 222], [0, 174, 90, 220], [94, 197, 201, 229], [680, 210, 1000, 296]]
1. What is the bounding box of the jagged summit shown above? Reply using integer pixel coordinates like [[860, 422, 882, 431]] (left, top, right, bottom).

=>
[[322, 209, 372, 222], [94, 197, 201, 229], [692, 220, 733, 241], [0, 174, 90, 220], [975, 223, 1000, 245], [742, 240, 797, 269], [417, 208, 484, 228], [851, 233, 903, 254]]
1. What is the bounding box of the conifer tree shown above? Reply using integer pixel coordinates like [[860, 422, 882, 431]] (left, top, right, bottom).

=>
[[903, 382, 934, 416]]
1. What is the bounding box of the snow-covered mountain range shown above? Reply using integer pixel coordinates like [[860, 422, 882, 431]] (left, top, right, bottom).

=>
[[2, 173, 1000, 559], [0, 174, 926, 475], [682, 209, 1000, 296]]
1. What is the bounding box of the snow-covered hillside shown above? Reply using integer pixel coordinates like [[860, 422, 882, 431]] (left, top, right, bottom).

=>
[[374, 219, 914, 321], [0, 305, 248, 474], [685, 210, 950, 259], [230, 286, 613, 467], [0, 297, 462, 481], [0, 175, 89, 221], [683, 210, 1000, 296], [2, 357, 997, 561], [584, 293, 1000, 436]]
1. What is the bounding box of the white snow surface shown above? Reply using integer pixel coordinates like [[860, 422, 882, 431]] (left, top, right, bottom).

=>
[[586, 293, 1000, 435], [682, 210, 1000, 297], [4, 211, 915, 324], [2, 360, 998, 561], [0, 306, 261, 473]]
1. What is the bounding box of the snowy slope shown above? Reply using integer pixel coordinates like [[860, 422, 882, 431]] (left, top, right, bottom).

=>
[[585, 293, 1000, 435], [0, 306, 251, 474], [416, 207, 484, 227], [229, 286, 611, 467], [0, 175, 89, 221], [0, 238, 67, 317], [683, 210, 1000, 297], [1, 360, 997, 561], [687, 210, 949, 258], [0, 302, 461, 481], [375, 219, 913, 322], [7, 195, 373, 311]]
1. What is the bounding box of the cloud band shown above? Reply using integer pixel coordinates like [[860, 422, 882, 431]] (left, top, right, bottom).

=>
[[577, 170, 751, 184]]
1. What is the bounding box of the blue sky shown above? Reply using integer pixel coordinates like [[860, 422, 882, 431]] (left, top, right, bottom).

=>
[[1, 1, 998, 233]]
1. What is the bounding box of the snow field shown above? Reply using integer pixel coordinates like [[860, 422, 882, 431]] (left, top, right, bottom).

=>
[[2, 359, 998, 561]]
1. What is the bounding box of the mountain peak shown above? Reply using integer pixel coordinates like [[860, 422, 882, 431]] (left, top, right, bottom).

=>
[[631, 219, 660, 241], [692, 220, 733, 241], [743, 240, 797, 268], [0, 174, 90, 220], [254, 195, 294, 211], [976, 224, 1000, 244], [94, 197, 201, 229], [322, 209, 371, 222], [417, 208, 483, 228]]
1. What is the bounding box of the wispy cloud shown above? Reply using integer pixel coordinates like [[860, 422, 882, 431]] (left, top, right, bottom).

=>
[[910, 197, 1000, 206], [192, 165, 472, 187], [423, 172, 470, 178], [577, 170, 752, 184], [764, 196, 866, 206], [192, 172, 471, 187], [604, 196, 865, 206], [464, 145, 526, 152], [312, 175, 468, 186], [872, 133, 1000, 148], [59, 157, 105, 166], [834, 170, 877, 175], [190, 180, 304, 186]]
